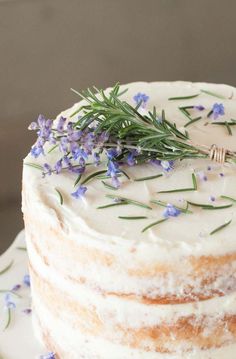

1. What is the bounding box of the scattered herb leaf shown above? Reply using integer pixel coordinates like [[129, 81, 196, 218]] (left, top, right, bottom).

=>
[[55, 188, 63, 205], [168, 94, 199, 100], [134, 173, 163, 182], [210, 219, 232, 235], [118, 216, 147, 220], [105, 194, 152, 210], [200, 89, 225, 99], [0, 260, 14, 276], [142, 218, 168, 232]]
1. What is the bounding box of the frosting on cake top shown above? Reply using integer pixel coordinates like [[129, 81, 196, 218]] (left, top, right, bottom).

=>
[[23, 81, 236, 259]]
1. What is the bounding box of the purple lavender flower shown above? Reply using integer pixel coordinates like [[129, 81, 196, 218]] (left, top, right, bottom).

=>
[[12, 284, 21, 292], [59, 137, 69, 153], [209, 195, 216, 202], [163, 204, 181, 218], [207, 165, 211, 171], [39, 352, 56, 359], [23, 274, 31, 287], [106, 148, 119, 160], [54, 159, 63, 174], [22, 308, 32, 315], [197, 171, 207, 181], [133, 93, 149, 108], [194, 105, 205, 111], [56, 116, 66, 132], [4, 293, 16, 309], [127, 152, 136, 166], [97, 132, 109, 147], [107, 160, 120, 177], [93, 152, 101, 166], [31, 145, 44, 158], [219, 172, 225, 177], [43, 163, 52, 176], [71, 146, 88, 161], [211, 103, 225, 120], [107, 160, 120, 188], [150, 159, 161, 166], [71, 185, 87, 199], [111, 176, 120, 188], [161, 160, 174, 172]]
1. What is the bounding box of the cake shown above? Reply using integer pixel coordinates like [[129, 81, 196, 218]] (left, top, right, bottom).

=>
[[22, 81, 236, 358]]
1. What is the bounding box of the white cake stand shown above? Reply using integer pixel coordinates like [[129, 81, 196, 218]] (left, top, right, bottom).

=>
[[0, 230, 48, 359]]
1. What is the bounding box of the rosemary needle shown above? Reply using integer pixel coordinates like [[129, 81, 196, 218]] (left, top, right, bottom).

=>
[[0, 260, 14, 275], [210, 219, 232, 235], [118, 216, 147, 220], [142, 218, 168, 232]]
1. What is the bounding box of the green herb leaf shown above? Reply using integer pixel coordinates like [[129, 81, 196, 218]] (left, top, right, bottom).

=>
[[16, 247, 27, 251], [105, 194, 152, 210], [55, 188, 63, 205], [184, 116, 202, 128], [220, 195, 236, 203], [210, 219, 232, 235], [142, 218, 168, 232], [0, 260, 14, 276], [97, 202, 129, 209], [134, 173, 163, 182], [81, 170, 107, 185], [158, 173, 197, 193], [48, 144, 59, 153], [200, 89, 225, 99], [187, 201, 233, 210], [4, 308, 11, 330], [74, 174, 82, 187], [102, 181, 118, 190], [118, 216, 147, 220], [168, 94, 200, 100], [24, 162, 43, 171]]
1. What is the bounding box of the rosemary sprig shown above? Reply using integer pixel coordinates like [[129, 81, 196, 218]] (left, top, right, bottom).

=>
[[200, 89, 225, 99], [105, 194, 152, 210], [142, 218, 168, 232], [71, 85, 212, 163], [134, 173, 163, 181], [0, 260, 14, 276], [187, 201, 233, 210], [168, 94, 199, 100], [158, 173, 197, 193], [118, 216, 147, 220], [55, 188, 63, 205], [210, 219, 232, 235]]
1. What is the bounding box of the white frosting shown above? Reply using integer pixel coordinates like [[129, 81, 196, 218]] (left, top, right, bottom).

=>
[[33, 305, 236, 359], [22, 81, 236, 357], [23, 81, 236, 261], [28, 237, 236, 327]]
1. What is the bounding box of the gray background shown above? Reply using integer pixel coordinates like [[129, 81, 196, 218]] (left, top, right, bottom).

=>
[[1, 0, 236, 253]]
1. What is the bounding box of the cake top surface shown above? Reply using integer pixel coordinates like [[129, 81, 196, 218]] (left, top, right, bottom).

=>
[[23, 81, 236, 258]]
